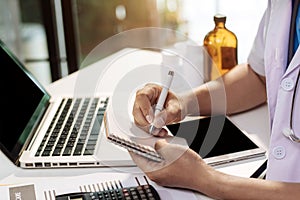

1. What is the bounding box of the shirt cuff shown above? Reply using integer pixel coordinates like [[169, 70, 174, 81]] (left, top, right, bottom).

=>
[[247, 52, 265, 76]]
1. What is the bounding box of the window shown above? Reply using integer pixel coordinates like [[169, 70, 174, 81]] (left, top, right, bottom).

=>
[[0, 0, 267, 85]]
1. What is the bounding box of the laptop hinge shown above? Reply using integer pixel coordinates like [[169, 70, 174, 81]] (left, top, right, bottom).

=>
[[22, 101, 51, 152]]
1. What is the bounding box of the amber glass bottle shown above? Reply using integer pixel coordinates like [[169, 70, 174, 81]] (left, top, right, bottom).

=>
[[203, 14, 238, 80]]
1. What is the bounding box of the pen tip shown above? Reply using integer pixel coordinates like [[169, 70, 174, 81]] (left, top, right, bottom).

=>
[[168, 71, 174, 76], [149, 125, 155, 134]]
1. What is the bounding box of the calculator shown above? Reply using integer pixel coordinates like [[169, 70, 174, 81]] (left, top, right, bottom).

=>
[[55, 176, 161, 200]]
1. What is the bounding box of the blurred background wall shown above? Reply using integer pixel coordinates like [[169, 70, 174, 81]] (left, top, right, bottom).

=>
[[0, 0, 267, 86]]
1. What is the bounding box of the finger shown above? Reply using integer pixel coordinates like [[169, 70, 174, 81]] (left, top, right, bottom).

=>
[[129, 150, 148, 165], [156, 128, 169, 137], [128, 150, 164, 172], [154, 139, 188, 163], [150, 126, 168, 137], [164, 98, 182, 124], [152, 112, 167, 129], [153, 139, 171, 160], [151, 109, 174, 130], [133, 85, 160, 126], [150, 111, 170, 137], [151, 98, 181, 129], [128, 151, 151, 171], [133, 107, 154, 129], [154, 139, 168, 151], [133, 95, 153, 126], [143, 83, 161, 104]]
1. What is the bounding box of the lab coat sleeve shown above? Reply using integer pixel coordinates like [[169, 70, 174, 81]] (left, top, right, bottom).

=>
[[247, 4, 270, 76]]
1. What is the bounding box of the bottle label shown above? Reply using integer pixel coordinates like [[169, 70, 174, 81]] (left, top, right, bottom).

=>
[[221, 47, 237, 70]]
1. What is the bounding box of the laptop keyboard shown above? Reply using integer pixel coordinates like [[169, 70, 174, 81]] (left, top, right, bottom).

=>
[[35, 97, 109, 157]]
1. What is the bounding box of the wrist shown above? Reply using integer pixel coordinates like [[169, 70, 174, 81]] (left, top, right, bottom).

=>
[[178, 90, 200, 117], [201, 170, 241, 200], [192, 163, 229, 199]]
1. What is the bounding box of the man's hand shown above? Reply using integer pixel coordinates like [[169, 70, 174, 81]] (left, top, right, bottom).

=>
[[129, 139, 215, 193], [132, 83, 185, 136]]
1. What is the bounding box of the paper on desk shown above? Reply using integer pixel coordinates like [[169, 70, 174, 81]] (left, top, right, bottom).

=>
[[0, 172, 198, 200]]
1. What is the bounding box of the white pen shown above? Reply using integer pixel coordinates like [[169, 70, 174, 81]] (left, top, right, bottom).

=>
[[149, 70, 174, 134]]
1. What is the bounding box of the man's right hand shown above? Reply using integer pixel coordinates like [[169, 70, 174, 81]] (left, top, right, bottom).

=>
[[132, 83, 185, 136]]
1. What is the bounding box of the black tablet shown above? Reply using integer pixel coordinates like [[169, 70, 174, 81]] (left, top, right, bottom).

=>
[[166, 115, 266, 166]]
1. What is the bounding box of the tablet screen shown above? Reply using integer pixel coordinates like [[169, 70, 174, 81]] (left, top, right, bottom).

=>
[[166, 115, 259, 159]]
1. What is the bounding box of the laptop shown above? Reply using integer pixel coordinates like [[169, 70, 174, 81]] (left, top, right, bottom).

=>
[[0, 39, 134, 168]]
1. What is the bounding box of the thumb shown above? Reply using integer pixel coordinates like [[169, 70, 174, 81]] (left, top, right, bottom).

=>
[[154, 138, 189, 164], [154, 139, 168, 151], [154, 139, 171, 161]]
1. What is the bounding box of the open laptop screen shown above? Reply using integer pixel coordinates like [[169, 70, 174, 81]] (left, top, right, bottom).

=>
[[0, 40, 49, 163]]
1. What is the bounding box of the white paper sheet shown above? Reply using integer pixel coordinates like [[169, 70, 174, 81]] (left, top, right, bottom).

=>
[[0, 172, 198, 200]]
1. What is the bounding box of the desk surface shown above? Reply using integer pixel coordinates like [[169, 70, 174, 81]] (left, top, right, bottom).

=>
[[0, 49, 270, 199]]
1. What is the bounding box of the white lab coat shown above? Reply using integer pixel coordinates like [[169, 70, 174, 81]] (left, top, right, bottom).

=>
[[248, 0, 300, 182]]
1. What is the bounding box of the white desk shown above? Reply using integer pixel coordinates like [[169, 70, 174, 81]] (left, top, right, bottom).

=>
[[0, 49, 270, 199]]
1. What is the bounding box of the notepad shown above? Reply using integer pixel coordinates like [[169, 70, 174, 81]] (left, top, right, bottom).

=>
[[103, 109, 164, 162]]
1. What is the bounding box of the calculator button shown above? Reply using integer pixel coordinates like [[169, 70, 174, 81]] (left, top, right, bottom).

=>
[[145, 189, 152, 193], [143, 185, 149, 189], [137, 186, 143, 190], [55, 184, 160, 200], [148, 193, 154, 197]]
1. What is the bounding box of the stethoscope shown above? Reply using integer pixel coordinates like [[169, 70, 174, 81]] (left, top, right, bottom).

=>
[[282, 70, 300, 143], [282, 0, 300, 143]]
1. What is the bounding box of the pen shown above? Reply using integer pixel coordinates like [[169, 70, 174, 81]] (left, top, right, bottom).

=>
[[250, 160, 267, 179], [149, 70, 174, 134]]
